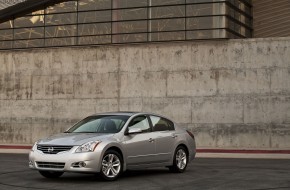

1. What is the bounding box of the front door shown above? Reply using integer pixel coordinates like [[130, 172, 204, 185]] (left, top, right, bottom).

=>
[[122, 115, 156, 166]]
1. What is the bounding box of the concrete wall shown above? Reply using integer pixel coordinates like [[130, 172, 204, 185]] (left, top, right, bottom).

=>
[[0, 37, 290, 149]]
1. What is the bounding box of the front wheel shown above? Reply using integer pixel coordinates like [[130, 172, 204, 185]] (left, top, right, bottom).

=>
[[39, 171, 64, 178], [169, 146, 188, 173], [100, 150, 123, 181]]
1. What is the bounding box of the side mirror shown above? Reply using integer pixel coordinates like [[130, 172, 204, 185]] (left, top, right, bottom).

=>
[[127, 128, 142, 135]]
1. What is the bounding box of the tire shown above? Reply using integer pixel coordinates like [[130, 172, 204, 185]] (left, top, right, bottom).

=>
[[169, 146, 188, 173], [39, 171, 64, 178], [100, 150, 123, 181]]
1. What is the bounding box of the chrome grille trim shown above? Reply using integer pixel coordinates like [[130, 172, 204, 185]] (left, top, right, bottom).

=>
[[36, 162, 65, 169], [37, 145, 73, 154]]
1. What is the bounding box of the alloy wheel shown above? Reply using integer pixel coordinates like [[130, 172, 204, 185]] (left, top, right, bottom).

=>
[[176, 149, 187, 170], [101, 153, 121, 178]]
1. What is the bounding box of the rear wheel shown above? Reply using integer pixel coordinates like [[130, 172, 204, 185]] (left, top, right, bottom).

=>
[[39, 171, 64, 178], [169, 146, 188, 173], [100, 150, 123, 181]]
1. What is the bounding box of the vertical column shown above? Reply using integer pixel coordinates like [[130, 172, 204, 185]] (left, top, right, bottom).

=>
[[212, 1, 226, 38], [112, 0, 120, 43]]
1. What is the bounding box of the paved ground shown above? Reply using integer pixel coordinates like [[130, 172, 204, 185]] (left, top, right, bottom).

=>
[[0, 154, 289, 190]]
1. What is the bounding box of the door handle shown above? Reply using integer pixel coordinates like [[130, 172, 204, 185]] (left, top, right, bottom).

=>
[[171, 134, 178, 138], [148, 138, 155, 143]]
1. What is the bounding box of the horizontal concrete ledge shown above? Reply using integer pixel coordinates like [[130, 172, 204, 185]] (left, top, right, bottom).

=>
[[197, 149, 290, 154], [196, 153, 290, 159]]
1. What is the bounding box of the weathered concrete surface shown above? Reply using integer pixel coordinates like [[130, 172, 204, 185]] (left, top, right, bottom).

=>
[[0, 37, 290, 149]]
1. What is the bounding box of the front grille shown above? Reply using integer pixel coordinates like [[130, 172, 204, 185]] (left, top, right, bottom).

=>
[[36, 162, 65, 169], [37, 145, 73, 154]]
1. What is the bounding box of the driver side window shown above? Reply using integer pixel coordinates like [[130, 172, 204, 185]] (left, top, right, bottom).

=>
[[128, 115, 151, 133]]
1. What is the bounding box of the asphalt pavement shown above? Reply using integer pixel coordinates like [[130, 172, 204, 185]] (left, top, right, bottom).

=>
[[0, 153, 289, 190]]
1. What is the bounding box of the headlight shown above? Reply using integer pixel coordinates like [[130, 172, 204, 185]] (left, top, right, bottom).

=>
[[31, 142, 38, 152], [75, 141, 101, 153]]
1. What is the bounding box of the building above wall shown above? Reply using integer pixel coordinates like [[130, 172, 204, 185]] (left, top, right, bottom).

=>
[[0, 0, 252, 50]]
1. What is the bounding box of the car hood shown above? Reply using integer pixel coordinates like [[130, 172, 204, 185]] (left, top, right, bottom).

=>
[[37, 133, 115, 146]]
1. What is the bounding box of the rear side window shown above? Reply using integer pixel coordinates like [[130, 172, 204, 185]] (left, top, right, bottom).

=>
[[150, 116, 175, 132]]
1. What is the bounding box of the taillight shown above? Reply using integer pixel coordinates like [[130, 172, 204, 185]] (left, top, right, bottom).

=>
[[186, 130, 195, 140]]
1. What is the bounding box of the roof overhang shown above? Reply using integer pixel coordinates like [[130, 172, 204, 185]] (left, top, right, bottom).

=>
[[0, 0, 70, 23]]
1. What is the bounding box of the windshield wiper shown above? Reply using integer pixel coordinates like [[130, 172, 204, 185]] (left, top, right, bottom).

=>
[[73, 131, 97, 133]]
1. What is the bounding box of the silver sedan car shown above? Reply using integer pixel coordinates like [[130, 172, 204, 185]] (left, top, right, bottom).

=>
[[29, 112, 196, 181]]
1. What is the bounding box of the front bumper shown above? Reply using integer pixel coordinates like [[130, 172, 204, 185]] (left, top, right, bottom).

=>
[[29, 146, 102, 173]]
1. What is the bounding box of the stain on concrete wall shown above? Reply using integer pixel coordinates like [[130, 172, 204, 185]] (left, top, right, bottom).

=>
[[0, 37, 289, 149]]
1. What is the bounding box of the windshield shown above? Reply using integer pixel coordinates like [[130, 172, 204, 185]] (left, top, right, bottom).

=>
[[67, 115, 130, 133]]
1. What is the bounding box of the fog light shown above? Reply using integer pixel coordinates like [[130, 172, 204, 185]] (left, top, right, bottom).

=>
[[79, 162, 86, 167], [29, 161, 33, 167], [72, 161, 86, 168]]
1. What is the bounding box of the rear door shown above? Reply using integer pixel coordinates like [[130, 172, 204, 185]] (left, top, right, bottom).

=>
[[149, 115, 176, 163]]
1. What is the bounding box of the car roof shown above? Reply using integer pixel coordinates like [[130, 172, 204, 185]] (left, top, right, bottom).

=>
[[92, 112, 173, 121], [93, 111, 138, 116]]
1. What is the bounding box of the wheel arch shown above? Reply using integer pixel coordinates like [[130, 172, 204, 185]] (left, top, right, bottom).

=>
[[100, 145, 127, 172], [176, 143, 189, 156]]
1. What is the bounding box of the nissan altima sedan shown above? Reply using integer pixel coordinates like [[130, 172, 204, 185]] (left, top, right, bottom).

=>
[[29, 112, 196, 181]]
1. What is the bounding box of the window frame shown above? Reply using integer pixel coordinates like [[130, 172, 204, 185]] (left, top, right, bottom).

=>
[[125, 114, 152, 134]]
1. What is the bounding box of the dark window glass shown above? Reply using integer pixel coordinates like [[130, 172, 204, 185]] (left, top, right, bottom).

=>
[[186, 4, 214, 16], [151, 18, 185, 32], [150, 116, 173, 132], [45, 25, 77, 38], [112, 33, 147, 43], [187, 16, 226, 30], [78, 23, 111, 36], [14, 27, 44, 40], [45, 13, 77, 25], [0, 41, 12, 49], [14, 39, 44, 48], [78, 11, 111, 23], [186, 29, 226, 39], [151, 0, 185, 6], [45, 37, 77, 46], [227, 5, 251, 27], [0, 20, 13, 29], [167, 120, 175, 130], [128, 115, 150, 133], [151, 5, 185, 19], [0, 29, 13, 40], [46, 1, 77, 13], [228, 0, 251, 14], [112, 20, 147, 34], [14, 15, 44, 28], [78, 35, 111, 45], [112, 8, 147, 21], [113, 0, 147, 8], [151, 31, 185, 41], [78, 0, 111, 11]]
